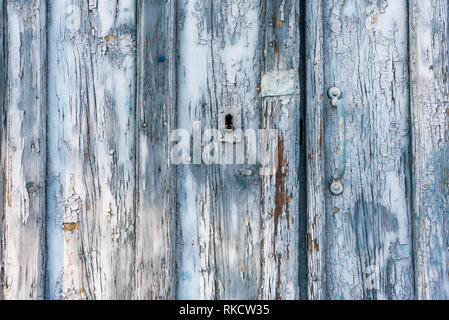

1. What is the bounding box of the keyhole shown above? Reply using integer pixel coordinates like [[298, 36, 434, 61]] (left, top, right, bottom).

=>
[[225, 114, 234, 131]]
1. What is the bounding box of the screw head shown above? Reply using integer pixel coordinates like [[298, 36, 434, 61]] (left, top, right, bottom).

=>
[[330, 180, 344, 196], [328, 87, 341, 99]]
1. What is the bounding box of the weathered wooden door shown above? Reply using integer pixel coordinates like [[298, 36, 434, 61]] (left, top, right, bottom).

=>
[[1, 0, 449, 300], [306, 0, 449, 300]]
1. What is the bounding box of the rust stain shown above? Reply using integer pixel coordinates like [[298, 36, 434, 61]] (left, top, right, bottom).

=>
[[307, 233, 319, 252], [279, 1, 285, 28], [314, 239, 319, 252], [333, 207, 340, 216], [273, 135, 292, 256], [63, 222, 80, 232], [104, 34, 115, 42], [307, 232, 313, 252], [274, 41, 279, 54], [276, 254, 282, 300]]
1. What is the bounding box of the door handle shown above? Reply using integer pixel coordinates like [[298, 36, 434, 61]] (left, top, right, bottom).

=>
[[328, 87, 346, 196]]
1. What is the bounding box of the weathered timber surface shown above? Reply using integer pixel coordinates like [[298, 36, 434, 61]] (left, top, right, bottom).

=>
[[305, 0, 326, 300], [260, 0, 304, 300], [0, 0, 6, 300], [322, 0, 414, 299], [410, 0, 449, 300], [176, 0, 263, 299], [1, 0, 449, 301], [134, 0, 177, 300], [2, 0, 47, 300], [47, 0, 137, 299]]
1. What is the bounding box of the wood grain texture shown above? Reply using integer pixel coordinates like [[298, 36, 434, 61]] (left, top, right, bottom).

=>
[[409, 0, 449, 300], [1, 0, 449, 301], [305, 0, 326, 300], [322, 0, 414, 299], [0, 0, 6, 300], [176, 0, 262, 299], [47, 0, 136, 299], [2, 0, 47, 300], [134, 0, 177, 300], [260, 0, 303, 300]]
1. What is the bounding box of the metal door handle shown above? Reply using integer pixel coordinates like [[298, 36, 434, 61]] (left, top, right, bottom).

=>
[[328, 87, 346, 196]]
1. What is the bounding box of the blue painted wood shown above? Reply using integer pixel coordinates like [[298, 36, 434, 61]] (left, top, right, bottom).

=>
[[0, 0, 6, 300], [135, 0, 177, 300], [46, 0, 137, 299], [260, 0, 305, 300], [410, 0, 449, 300], [2, 0, 47, 299], [176, 0, 263, 300], [0, 0, 449, 301], [305, 0, 327, 300], [321, 0, 414, 299]]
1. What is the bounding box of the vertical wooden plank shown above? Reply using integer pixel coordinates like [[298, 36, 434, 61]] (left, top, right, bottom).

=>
[[260, 0, 302, 300], [134, 0, 177, 300], [2, 0, 47, 300], [323, 0, 414, 299], [47, 0, 136, 299], [0, 0, 6, 300], [176, 0, 262, 299], [305, 0, 326, 300], [410, 0, 449, 300]]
